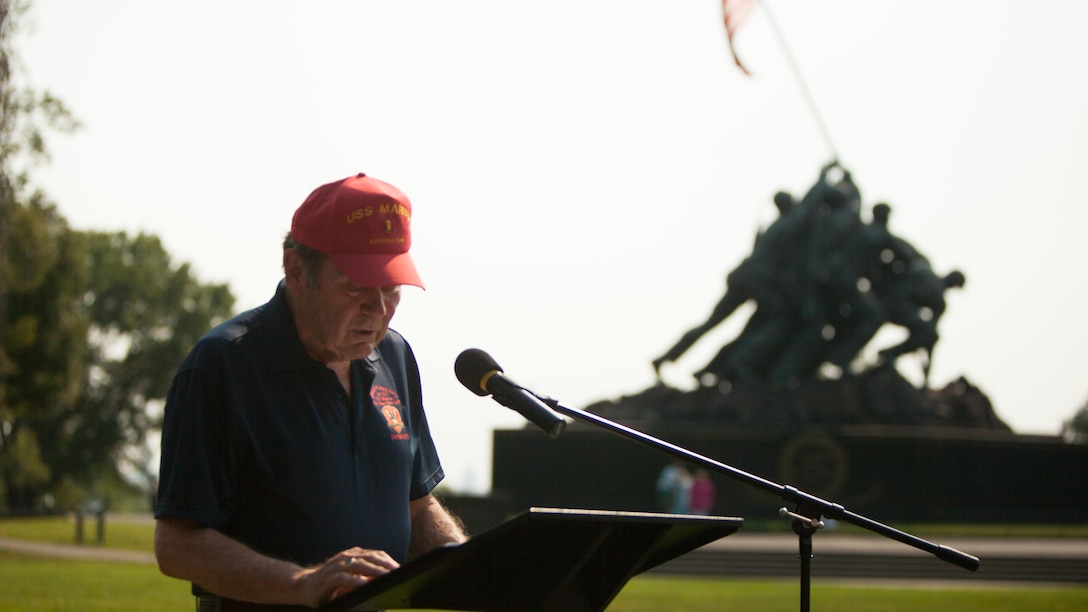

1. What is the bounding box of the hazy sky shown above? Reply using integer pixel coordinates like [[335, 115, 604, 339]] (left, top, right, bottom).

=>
[[18, 0, 1088, 493]]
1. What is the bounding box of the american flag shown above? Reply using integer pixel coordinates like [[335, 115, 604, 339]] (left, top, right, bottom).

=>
[[723, 0, 755, 75]]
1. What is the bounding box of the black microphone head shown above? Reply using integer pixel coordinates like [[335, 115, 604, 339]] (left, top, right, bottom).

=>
[[455, 348, 502, 397]]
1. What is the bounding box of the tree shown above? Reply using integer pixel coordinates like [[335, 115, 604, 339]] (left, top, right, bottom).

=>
[[0, 198, 88, 509], [1061, 398, 1088, 444], [60, 232, 234, 490], [0, 0, 236, 511], [2, 216, 235, 513], [1, 0, 84, 511]]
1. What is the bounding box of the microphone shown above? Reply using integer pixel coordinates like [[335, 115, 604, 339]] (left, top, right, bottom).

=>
[[454, 349, 566, 438]]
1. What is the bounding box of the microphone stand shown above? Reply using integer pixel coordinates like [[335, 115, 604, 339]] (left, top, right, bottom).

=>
[[534, 396, 980, 612]]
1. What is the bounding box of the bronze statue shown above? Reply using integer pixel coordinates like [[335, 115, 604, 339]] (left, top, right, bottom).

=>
[[653, 162, 964, 390]]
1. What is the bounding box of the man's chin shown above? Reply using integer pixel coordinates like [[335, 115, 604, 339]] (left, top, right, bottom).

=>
[[352, 340, 381, 361]]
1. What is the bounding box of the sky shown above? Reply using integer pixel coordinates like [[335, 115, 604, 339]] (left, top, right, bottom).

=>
[[15, 0, 1088, 494]]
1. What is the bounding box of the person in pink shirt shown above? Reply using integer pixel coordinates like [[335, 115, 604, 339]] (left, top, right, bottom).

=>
[[689, 469, 717, 515]]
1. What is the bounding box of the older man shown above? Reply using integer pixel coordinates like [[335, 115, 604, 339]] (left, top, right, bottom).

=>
[[154, 173, 467, 610]]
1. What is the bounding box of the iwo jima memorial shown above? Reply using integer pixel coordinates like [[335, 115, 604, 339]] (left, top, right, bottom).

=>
[[491, 162, 1087, 525]]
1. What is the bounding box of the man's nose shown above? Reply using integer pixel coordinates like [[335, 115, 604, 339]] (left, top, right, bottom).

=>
[[358, 288, 389, 315]]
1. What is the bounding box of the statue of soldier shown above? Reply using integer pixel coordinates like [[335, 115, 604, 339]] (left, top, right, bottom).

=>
[[652, 188, 810, 383], [765, 163, 870, 383], [871, 238, 966, 386]]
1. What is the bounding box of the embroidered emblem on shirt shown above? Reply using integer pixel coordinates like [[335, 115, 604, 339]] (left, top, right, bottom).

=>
[[381, 405, 405, 434], [372, 385, 401, 406], [373, 385, 409, 441]]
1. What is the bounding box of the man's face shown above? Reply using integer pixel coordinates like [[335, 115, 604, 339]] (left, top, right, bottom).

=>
[[285, 251, 402, 364]]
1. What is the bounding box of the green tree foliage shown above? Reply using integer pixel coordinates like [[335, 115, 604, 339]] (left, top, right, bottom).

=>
[[0, 0, 236, 511], [1, 1, 79, 195], [0, 0, 84, 511], [0, 199, 88, 510], [61, 232, 235, 490]]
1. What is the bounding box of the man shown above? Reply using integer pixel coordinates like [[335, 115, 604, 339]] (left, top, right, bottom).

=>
[[154, 173, 467, 610]]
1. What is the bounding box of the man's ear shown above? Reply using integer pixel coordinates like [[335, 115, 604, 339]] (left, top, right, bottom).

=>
[[283, 249, 305, 294]]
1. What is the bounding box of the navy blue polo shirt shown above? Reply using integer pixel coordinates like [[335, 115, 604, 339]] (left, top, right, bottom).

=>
[[156, 282, 444, 566]]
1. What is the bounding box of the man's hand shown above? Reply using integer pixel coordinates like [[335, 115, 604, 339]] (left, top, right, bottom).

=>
[[155, 519, 401, 608], [306, 547, 400, 606]]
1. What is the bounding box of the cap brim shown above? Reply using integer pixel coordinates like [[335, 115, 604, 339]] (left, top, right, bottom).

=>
[[328, 252, 425, 290]]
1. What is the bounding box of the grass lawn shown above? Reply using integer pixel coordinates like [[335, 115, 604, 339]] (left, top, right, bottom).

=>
[[610, 576, 1088, 611], [2, 516, 1086, 610], [1, 553, 1086, 611], [0, 551, 192, 610]]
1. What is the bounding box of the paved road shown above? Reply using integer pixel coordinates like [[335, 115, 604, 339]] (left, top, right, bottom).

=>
[[654, 532, 1088, 584], [0, 536, 155, 564], [706, 531, 1088, 558]]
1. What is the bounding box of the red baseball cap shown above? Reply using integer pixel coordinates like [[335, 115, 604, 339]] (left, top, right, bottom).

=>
[[290, 173, 424, 289]]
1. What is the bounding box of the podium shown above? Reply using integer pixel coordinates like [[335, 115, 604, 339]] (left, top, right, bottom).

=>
[[320, 507, 742, 612]]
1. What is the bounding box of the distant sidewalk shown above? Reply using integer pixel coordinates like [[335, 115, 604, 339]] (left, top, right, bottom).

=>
[[0, 536, 155, 564], [704, 532, 1088, 558]]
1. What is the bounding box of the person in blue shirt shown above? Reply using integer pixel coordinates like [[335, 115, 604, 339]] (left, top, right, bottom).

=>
[[154, 173, 467, 610]]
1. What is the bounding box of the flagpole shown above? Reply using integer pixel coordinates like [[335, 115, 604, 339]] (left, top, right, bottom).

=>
[[759, 1, 840, 162]]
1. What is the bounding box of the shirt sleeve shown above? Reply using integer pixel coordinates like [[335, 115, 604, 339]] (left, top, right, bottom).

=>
[[399, 337, 446, 500], [155, 364, 237, 530]]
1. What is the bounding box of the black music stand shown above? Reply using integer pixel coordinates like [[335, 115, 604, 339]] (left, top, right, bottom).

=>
[[320, 507, 742, 612]]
